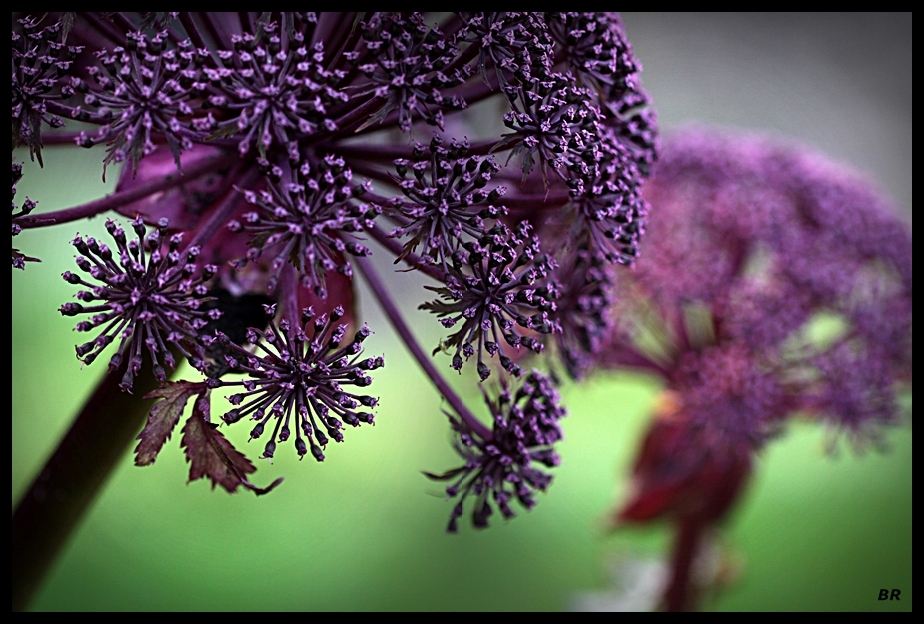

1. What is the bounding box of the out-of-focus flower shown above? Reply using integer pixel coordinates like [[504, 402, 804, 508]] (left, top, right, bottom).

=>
[[603, 129, 911, 452], [602, 129, 912, 610]]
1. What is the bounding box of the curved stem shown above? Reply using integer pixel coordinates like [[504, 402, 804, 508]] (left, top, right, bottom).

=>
[[281, 264, 301, 327], [18, 152, 237, 229], [12, 356, 171, 612], [77, 11, 125, 46], [353, 255, 492, 441], [45, 100, 114, 125], [329, 95, 386, 137], [36, 131, 87, 146]]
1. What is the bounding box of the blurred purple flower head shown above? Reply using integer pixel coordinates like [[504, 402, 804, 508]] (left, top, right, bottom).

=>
[[603, 129, 912, 454], [607, 129, 912, 612]]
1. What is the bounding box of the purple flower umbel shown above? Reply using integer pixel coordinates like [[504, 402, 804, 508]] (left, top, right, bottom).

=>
[[215, 304, 381, 462], [76, 31, 203, 173], [60, 216, 218, 391], [427, 370, 566, 532], [603, 130, 912, 452], [605, 130, 912, 610], [14, 12, 654, 519], [11, 17, 80, 166], [11, 161, 40, 269], [230, 154, 377, 297], [420, 221, 559, 380]]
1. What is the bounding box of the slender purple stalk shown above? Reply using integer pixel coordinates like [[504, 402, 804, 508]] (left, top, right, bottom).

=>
[[185, 167, 258, 250], [18, 152, 236, 229], [353, 254, 491, 441]]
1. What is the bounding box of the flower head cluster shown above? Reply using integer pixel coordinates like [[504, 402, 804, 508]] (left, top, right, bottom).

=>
[[420, 221, 559, 380], [547, 13, 657, 166], [550, 247, 611, 380], [76, 31, 205, 172], [427, 370, 566, 532], [13, 13, 654, 514], [11, 161, 39, 268], [230, 154, 378, 296], [564, 134, 648, 266], [602, 129, 912, 456], [59, 216, 218, 390], [459, 13, 554, 89], [390, 135, 506, 265], [215, 304, 381, 462], [11, 17, 81, 166], [350, 13, 470, 132], [497, 72, 601, 184], [200, 18, 348, 158], [604, 130, 911, 611]]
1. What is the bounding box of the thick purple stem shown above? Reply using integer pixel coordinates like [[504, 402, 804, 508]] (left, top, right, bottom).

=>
[[663, 519, 703, 612], [12, 356, 171, 612], [179, 12, 209, 51], [353, 255, 492, 441]]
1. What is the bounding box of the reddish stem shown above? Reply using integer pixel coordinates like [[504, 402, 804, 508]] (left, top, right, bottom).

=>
[[12, 357, 170, 611], [185, 166, 257, 251], [663, 519, 703, 612]]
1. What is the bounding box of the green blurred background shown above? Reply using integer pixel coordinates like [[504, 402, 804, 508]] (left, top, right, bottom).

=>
[[12, 13, 911, 611]]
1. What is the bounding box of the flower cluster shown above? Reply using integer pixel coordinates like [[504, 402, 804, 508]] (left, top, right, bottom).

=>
[[420, 221, 559, 380], [11, 16, 81, 165], [199, 18, 348, 158], [550, 247, 611, 380], [603, 130, 911, 453], [389, 135, 506, 265], [76, 31, 204, 173], [351, 13, 469, 132], [11, 161, 39, 268], [603, 130, 912, 610], [230, 154, 377, 297], [426, 370, 566, 531], [12, 12, 654, 521], [215, 304, 380, 462], [59, 216, 218, 390]]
